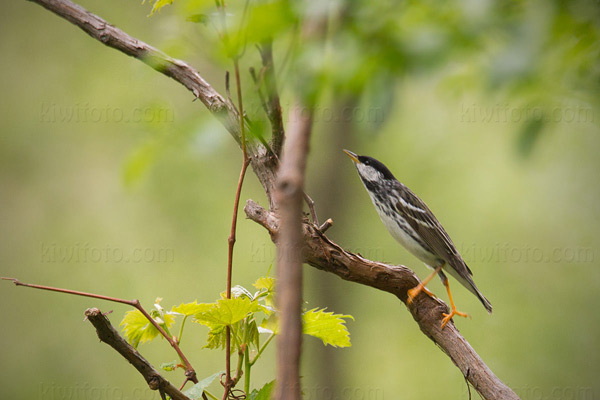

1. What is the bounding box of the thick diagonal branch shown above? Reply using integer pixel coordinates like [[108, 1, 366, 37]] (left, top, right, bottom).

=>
[[84, 308, 193, 400], [244, 200, 520, 400]]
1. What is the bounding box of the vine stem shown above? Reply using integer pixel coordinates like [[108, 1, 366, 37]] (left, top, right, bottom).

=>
[[244, 346, 251, 394], [250, 333, 275, 366], [223, 55, 249, 400], [1, 277, 198, 384]]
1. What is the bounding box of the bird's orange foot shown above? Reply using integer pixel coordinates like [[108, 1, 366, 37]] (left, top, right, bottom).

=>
[[441, 308, 470, 329], [407, 284, 435, 305]]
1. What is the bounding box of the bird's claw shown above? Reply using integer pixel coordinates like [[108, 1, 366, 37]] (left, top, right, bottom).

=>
[[441, 309, 470, 329]]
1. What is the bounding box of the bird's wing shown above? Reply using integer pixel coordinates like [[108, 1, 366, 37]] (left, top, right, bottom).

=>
[[394, 183, 473, 278]]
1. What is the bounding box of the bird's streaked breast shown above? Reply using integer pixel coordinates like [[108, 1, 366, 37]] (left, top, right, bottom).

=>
[[366, 188, 441, 267]]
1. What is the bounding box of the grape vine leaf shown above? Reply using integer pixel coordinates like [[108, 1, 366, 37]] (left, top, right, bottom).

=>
[[194, 297, 260, 326], [248, 380, 275, 400], [184, 371, 223, 400], [302, 308, 353, 348], [120, 310, 175, 348], [172, 301, 212, 316]]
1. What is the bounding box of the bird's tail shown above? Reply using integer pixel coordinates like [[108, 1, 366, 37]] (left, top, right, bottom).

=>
[[445, 265, 493, 313], [470, 282, 493, 314]]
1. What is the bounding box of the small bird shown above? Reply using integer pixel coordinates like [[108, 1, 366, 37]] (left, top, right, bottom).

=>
[[344, 149, 492, 328]]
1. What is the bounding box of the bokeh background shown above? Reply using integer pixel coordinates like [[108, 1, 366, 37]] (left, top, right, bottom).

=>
[[1, 0, 599, 399]]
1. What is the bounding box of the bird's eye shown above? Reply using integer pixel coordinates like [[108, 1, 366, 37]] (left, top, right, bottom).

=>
[[364, 160, 370, 165]]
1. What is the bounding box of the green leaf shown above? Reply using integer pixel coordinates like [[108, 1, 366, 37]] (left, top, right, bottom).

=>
[[184, 371, 223, 399], [245, 0, 295, 43], [186, 14, 209, 24], [204, 323, 227, 349], [194, 298, 260, 326], [248, 380, 275, 400], [172, 301, 212, 316], [302, 308, 353, 348], [145, 0, 175, 16], [253, 276, 275, 292], [259, 313, 279, 335], [253, 276, 275, 307], [194, 298, 260, 350], [120, 309, 175, 348], [246, 319, 260, 350], [161, 360, 180, 371]]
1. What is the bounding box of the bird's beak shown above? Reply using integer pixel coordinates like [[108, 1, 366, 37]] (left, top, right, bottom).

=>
[[343, 149, 360, 163]]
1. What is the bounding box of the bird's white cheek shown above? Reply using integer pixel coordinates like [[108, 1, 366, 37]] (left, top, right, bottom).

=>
[[357, 165, 381, 182]]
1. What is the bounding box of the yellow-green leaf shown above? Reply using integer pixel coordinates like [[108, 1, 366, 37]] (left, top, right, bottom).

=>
[[259, 313, 279, 335], [204, 324, 227, 349], [172, 301, 212, 316], [253, 276, 275, 292], [161, 360, 180, 371], [146, 0, 175, 16], [253, 276, 275, 307], [302, 308, 353, 348], [194, 298, 260, 326], [120, 310, 175, 348]]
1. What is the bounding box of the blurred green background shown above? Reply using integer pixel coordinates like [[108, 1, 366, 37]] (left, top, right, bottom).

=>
[[1, 0, 599, 399]]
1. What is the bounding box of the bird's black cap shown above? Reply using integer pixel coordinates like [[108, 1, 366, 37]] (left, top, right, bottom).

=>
[[356, 155, 396, 180], [344, 149, 397, 180]]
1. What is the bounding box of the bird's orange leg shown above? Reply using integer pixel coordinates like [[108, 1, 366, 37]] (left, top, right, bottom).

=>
[[407, 265, 442, 304], [440, 277, 469, 329]]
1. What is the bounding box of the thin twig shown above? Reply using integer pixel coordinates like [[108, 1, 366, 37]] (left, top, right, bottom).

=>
[[1, 277, 198, 383], [223, 156, 250, 400], [222, 54, 251, 400], [225, 71, 237, 113], [257, 40, 285, 156], [234, 59, 248, 161], [249, 333, 275, 365], [318, 218, 333, 233], [249, 66, 270, 118], [302, 191, 319, 225]]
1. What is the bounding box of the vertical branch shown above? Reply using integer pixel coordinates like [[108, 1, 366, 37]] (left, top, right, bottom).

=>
[[273, 4, 324, 398], [273, 105, 314, 400]]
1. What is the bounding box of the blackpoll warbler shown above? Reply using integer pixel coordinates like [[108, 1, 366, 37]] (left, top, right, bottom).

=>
[[344, 149, 492, 328]]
